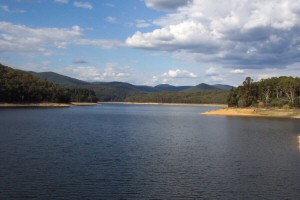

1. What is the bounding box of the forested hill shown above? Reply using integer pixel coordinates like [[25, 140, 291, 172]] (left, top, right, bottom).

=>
[[30, 70, 233, 102], [29, 71, 90, 87], [0, 64, 97, 103], [0, 64, 233, 104], [228, 77, 300, 108]]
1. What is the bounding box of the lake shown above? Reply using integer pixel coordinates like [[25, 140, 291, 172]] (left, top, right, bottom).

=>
[[0, 104, 300, 199]]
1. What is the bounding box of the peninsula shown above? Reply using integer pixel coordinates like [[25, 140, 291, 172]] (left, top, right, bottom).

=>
[[202, 76, 300, 118], [202, 108, 300, 118]]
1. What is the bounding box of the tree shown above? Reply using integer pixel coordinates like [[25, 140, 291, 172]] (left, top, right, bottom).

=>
[[239, 77, 258, 107], [259, 79, 272, 105], [279, 77, 299, 104]]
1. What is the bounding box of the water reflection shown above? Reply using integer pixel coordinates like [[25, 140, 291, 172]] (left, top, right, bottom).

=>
[[298, 136, 300, 149]]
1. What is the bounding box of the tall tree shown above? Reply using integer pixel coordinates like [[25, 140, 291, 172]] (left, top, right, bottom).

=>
[[259, 79, 272, 105], [279, 77, 299, 104]]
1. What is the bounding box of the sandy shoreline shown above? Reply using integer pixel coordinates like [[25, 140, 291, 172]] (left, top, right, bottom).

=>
[[0, 102, 100, 107], [71, 102, 100, 106], [202, 108, 300, 118], [101, 102, 227, 107], [0, 103, 71, 107]]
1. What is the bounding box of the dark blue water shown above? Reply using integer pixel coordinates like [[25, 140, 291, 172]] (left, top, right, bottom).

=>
[[0, 104, 300, 199]]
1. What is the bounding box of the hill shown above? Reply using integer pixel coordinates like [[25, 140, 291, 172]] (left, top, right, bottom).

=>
[[29, 71, 90, 87], [154, 84, 191, 92], [0, 64, 97, 103], [213, 84, 234, 90], [185, 83, 219, 92], [27, 68, 233, 103]]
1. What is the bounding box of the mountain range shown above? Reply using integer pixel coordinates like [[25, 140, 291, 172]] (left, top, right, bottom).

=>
[[1, 63, 232, 103], [28, 71, 234, 102], [30, 71, 233, 92]]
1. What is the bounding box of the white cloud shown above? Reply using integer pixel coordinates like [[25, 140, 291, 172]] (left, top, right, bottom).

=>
[[54, 0, 68, 4], [204, 67, 226, 83], [136, 20, 152, 28], [145, 0, 190, 11], [205, 67, 219, 76], [63, 66, 101, 81], [75, 38, 122, 48], [0, 21, 122, 55], [102, 63, 131, 79], [106, 16, 116, 24], [230, 69, 245, 74], [73, 1, 93, 9], [128, 0, 300, 70], [162, 69, 197, 78], [60, 63, 131, 82], [1, 5, 26, 13], [150, 69, 198, 85]]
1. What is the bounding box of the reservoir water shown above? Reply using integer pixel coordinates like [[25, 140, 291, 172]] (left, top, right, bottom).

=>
[[0, 104, 300, 199]]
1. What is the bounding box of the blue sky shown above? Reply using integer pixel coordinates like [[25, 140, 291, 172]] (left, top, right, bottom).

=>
[[1, 0, 300, 86]]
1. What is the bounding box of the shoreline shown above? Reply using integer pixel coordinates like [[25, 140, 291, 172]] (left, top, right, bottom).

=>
[[101, 102, 227, 107], [71, 102, 100, 106], [0, 102, 100, 108], [202, 108, 300, 118]]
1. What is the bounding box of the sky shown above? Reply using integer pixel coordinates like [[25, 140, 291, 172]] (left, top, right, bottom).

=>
[[1, 0, 300, 86]]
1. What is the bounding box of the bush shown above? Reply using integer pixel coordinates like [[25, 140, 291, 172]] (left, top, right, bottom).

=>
[[269, 98, 289, 108], [293, 97, 300, 108], [238, 98, 247, 107]]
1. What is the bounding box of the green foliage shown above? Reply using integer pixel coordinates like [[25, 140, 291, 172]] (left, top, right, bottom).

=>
[[268, 98, 289, 108], [228, 76, 300, 108], [0, 64, 97, 103], [293, 97, 300, 108], [125, 90, 229, 104], [227, 88, 238, 107]]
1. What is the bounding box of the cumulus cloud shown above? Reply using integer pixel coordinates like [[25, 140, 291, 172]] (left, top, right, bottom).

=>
[[150, 69, 198, 85], [73, 1, 92, 9], [162, 69, 197, 78], [127, 0, 300, 69], [145, 0, 190, 11], [0, 21, 122, 55]]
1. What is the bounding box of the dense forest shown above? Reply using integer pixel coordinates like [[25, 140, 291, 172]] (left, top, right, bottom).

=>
[[227, 77, 300, 108], [0, 64, 98, 103], [125, 90, 229, 104]]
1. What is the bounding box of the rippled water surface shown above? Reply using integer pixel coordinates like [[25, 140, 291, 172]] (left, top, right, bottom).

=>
[[1, 104, 300, 199]]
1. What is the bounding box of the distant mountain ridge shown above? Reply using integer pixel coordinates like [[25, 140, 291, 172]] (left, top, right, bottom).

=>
[[30, 70, 234, 102], [31, 71, 233, 92], [29, 71, 90, 86]]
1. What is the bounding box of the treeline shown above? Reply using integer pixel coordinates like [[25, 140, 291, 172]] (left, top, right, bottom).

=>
[[227, 77, 300, 108], [88, 85, 141, 102], [0, 64, 97, 103], [125, 90, 229, 104]]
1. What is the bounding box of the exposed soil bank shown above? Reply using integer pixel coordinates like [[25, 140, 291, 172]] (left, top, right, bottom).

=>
[[202, 108, 300, 118]]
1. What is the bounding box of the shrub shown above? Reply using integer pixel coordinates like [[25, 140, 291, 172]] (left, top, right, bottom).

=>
[[293, 97, 300, 108], [269, 98, 289, 108]]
